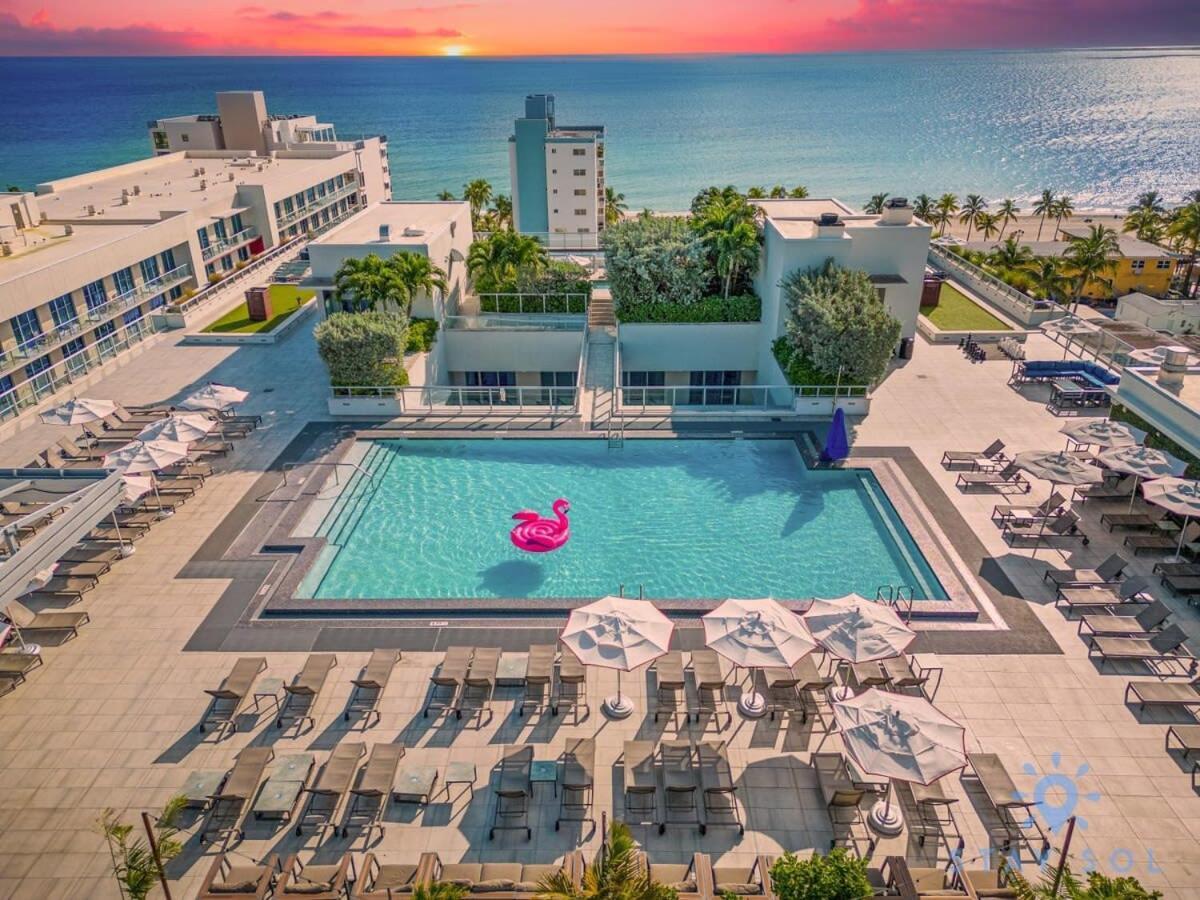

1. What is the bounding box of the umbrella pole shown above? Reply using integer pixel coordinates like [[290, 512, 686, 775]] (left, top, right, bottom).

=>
[[1171, 515, 1191, 564], [1128, 475, 1140, 513], [150, 474, 172, 519], [602, 668, 633, 720], [867, 779, 903, 836], [737, 667, 767, 719], [111, 512, 134, 558]]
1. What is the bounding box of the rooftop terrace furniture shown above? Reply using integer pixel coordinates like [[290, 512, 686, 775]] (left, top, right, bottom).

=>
[[4, 600, 88, 638], [251, 753, 315, 823], [0, 652, 43, 676], [199, 656, 267, 735], [1, 499, 64, 523], [991, 491, 1066, 526], [557, 736, 596, 832], [699, 740, 743, 835], [277, 854, 355, 899], [660, 739, 702, 834], [638, 854, 706, 900], [882, 653, 942, 700], [520, 644, 555, 717], [1165, 575, 1200, 599], [1078, 600, 1170, 639], [962, 752, 1046, 855], [60, 544, 122, 565], [50, 559, 110, 579], [197, 852, 279, 899], [706, 855, 774, 898], [297, 742, 366, 837], [353, 853, 426, 899], [1011, 359, 1119, 387], [955, 461, 1030, 494], [689, 649, 730, 729], [652, 649, 686, 723], [1056, 577, 1154, 616], [429, 854, 578, 897], [553, 643, 589, 720], [26, 574, 97, 603], [344, 742, 404, 839], [458, 646, 501, 726], [812, 751, 872, 852], [54, 437, 107, 461], [1127, 522, 1200, 557], [1101, 510, 1165, 532], [942, 440, 1006, 471], [1166, 725, 1200, 763], [345, 648, 399, 726], [762, 659, 805, 723], [0, 673, 26, 695], [201, 747, 274, 843], [1155, 562, 1200, 577], [623, 739, 659, 828], [85, 522, 145, 544], [491, 744, 533, 840], [1088, 624, 1196, 675], [1076, 475, 1136, 503], [1044, 553, 1126, 588], [900, 776, 959, 848], [1124, 677, 1200, 714], [424, 645, 471, 718], [277, 652, 338, 731], [1003, 511, 1089, 547]]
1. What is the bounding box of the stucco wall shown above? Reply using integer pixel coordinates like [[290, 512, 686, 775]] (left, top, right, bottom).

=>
[[619, 322, 762, 372], [441, 328, 583, 373]]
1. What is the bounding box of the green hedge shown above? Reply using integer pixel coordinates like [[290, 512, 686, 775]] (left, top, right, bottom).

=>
[[479, 294, 588, 314], [1110, 403, 1200, 478], [772, 336, 840, 386], [618, 294, 760, 323], [406, 318, 439, 353]]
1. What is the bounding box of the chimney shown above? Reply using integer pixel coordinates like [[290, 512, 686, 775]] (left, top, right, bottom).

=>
[[379, 224, 391, 242], [880, 197, 914, 225], [1157, 345, 1190, 392], [816, 212, 845, 238]]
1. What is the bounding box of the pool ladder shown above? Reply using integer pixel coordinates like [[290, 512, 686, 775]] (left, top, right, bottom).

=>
[[606, 414, 625, 449], [876, 585, 915, 623]]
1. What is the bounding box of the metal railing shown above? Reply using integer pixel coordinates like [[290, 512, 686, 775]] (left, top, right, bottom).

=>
[[168, 238, 300, 315], [331, 384, 577, 414], [929, 245, 1066, 322], [201, 228, 257, 261], [276, 182, 359, 228], [443, 314, 585, 332], [477, 230, 601, 251], [618, 383, 868, 413], [86, 263, 194, 321], [477, 292, 589, 315]]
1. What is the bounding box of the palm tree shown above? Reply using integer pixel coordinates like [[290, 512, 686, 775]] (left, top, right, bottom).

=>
[[996, 198, 1019, 238], [988, 235, 1035, 273], [604, 186, 628, 227], [1128, 190, 1166, 215], [462, 179, 493, 226], [437, 189, 456, 201], [1122, 207, 1165, 243], [1185, 190, 1200, 205], [467, 230, 547, 293], [769, 185, 787, 198], [976, 211, 1001, 241], [1051, 194, 1075, 239], [1033, 188, 1056, 240], [959, 194, 988, 242], [1167, 202, 1200, 295], [638, 207, 654, 220], [1064, 225, 1119, 312], [864, 193, 889, 215], [1026, 258, 1072, 303], [411, 885, 468, 900], [745, 186, 767, 199], [490, 194, 513, 229], [912, 193, 934, 224], [333, 253, 410, 312], [788, 185, 810, 198], [709, 219, 760, 298], [392, 253, 448, 311], [934, 193, 959, 237], [691, 185, 741, 217], [536, 821, 676, 900]]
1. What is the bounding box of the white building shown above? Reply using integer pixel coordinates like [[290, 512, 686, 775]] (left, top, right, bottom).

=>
[[508, 94, 605, 246], [149, 91, 345, 156], [1116, 291, 1200, 334], [1116, 348, 1200, 459]]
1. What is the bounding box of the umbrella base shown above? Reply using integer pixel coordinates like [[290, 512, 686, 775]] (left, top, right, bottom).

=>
[[828, 685, 854, 702], [737, 691, 767, 718], [602, 695, 634, 719], [118, 544, 136, 559], [867, 800, 903, 836]]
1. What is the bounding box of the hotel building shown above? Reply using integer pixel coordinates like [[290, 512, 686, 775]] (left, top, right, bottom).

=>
[[0, 92, 388, 426]]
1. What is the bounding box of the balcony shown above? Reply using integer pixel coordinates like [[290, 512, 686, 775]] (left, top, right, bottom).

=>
[[277, 181, 360, 229], [85, 263, 193, 322], [201, 227, 257, 262]]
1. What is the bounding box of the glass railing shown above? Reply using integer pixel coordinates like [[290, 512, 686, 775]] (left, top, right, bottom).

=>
[[277, 182, 359, 228], [618, 384, 868, 412], [86, 263, 193, 322], [476, 292, 589, 315], [201, 228, 257, 261], [444, 314, 585, 331], [332, 385, 578, 413]]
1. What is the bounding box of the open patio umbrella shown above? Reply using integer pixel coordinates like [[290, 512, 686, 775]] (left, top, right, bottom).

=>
[[137, 413, 216, 444], [1059, 419, 1145, 452], [560, 595, 674, 719], [103, 439, 190, 518], [121, 473, 155, 504], [1097, 445, 1187, 512], [804, 594, 916, 664], [702, 598, 815, 718], [1042, 315, 1099, 359], [39, 397, 117, 426], [1013, 449, 1104, 557], [1141, 477, 1200, 563], [182, 382, 249, 413], [832, 689, 967, 836]]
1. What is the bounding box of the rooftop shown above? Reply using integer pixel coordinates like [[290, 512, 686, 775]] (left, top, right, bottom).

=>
[[311, 199, 467, 247], [751, 197, 855, 219], [0, 221, 156, 283]]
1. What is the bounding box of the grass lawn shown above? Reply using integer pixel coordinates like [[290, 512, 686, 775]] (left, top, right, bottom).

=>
[[920, 283, 1011, 332], [202, 285, 314, 334]]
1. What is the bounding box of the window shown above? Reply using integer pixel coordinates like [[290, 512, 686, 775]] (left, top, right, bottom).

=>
[[237, 246, 251, 262], [284, 197, 295, 215], [83, 280, 107, 311], [112, 267, 135, 296], [213, 219, 228, 241], [152, 131, 168, 151], [1130, 259, 1145, 273], [551, 148, 557, 154], [123, 307, 144, 326], [180, 133, 189, 143], [25, 354, 52, 378], [306, 188, 317, 204], [1156, 259, 1171, 270], [689, 370, 742, 405], [140, 256, 161, 284], [540, 371, 577, 387], [573, 148, 586, 156], [464, 371, 517, 404], [553, 209, 558, 214], [221, 255, 234, 272], [61, 337, 85, 360], [622, 371, 665, 404], [552, 188, 558, 195], [49, 294, 77, 328], [197, 228, 210, 249], [573, 169, 586, 176], [161, 248, 176, 271], [11, 309, 43, 346], [230, 213, 244, 234], [574, 209, 587, 216], [574, 189, 587, 196], [94, 320, 116, 340]]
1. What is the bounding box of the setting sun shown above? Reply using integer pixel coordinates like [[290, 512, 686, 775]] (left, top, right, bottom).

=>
[[441, 44, 469, 56]]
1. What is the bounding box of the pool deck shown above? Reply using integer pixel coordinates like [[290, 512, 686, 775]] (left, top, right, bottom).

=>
[[1, 324, 1199, 897]]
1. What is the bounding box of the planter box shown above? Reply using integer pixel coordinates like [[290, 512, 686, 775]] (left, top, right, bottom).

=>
[[328, 394, 403, 417], [835, 396, 871, 415], [794, 397, 834, 416]]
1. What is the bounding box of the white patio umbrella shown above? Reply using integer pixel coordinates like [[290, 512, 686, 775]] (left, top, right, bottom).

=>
[[182, 382, 249, 412], [1042, 315, 1099, 359], [39, 397, 117, 426], [1059, 419, 1145, 452], [121, 473, 155, 504], [832, 689, 967, 836], [103, 439, 190, 518], [560, 595, 674, 719], [702, 598, 816, 718], [1013, 450, 1105, 557], [1141, 477, 1200, 563], [137, 413, 216, 444], [804, 594, 916, 664], [1097, 445, 1187, 512]]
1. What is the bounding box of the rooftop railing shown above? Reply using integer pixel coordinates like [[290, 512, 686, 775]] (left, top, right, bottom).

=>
[[929, 245, 1066, 326], [331, 384, 579, 415], [276, 182, 359, 228], [201, 228, 257, 261], [618, 383, 868, 414], [86, 263, 193, 321], [477, 292, 589, 315], [478, 230, 601, 251], [443, 314, 585, 332]]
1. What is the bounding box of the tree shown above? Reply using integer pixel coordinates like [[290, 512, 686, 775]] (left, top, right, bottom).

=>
[[100, 797, 187, 900], [708, 219, 760, 298], [437, 189, 456, 201], [976, 211, 1001, 241], [315, 311, 409, 387], [746, 186, 767, 199], [782, 258, 902, 384], [1064, 224, 1119, 312], [997, 198, 1020, 238], [1034, 188, 1056, 240], [864, 193, 889, 214], [769, 184, 787, 198], [989, 235, 1035, 273], [959, 194, 988, 242], [333, 253, 410, 312], [934, 193, 959, 237], [467, 230, 548, 293], [1007, 862, 1162, 899], [768, 850, 872, 900], [392, 253, 448, 310], [605, 185, 628, 227], [603, 216, 709, 310], [536, 821, 677, 900], [491, 194, 513, 229], [1122, 208, 1165, 243], [1027, 258, 1072, 302], [462, 178, 493, 226], [788, 185, 810, 198], [1051, 194, 1075, 239], [1166, 202, 1200, 294], [1128, 191, 1165, 215], [691, 185, 742, 217], [912, 193, 934, 223], [411, 885, 468, 900]]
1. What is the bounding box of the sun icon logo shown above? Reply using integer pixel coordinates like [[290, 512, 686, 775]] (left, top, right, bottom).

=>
[[1013, 752, 1101, 833]]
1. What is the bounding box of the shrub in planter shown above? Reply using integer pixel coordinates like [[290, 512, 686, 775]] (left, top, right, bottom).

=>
[[603, 216, 709, 310], [207, 273, 224, 284], [406, 318, 439, 353], [315, 311, 409, 387], [768, 850, 871, 900], [618, 294, 760, 323]]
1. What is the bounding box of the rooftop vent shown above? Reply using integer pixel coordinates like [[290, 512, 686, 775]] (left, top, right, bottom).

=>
[[199, 179, 207, 191], [880, 197, 915, 226], [402, 227, 425, 237], [379, 224, 391, 242], [816, 212, 845, 237], [132, 185, 141, 195], [86, 204, 95, 216], [64, 224, 73, 235], [121, 189, 130, 204], [818, 212, 840, 226]]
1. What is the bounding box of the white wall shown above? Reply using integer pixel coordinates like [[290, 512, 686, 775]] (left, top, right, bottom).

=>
[[1116, 370, 1200, 458], [619, 323, 761, 372], [442, 329, 583, 373], [545, 140, 599, 235]]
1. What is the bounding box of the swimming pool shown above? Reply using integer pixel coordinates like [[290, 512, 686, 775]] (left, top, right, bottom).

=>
[[298, 439, 948, 602]]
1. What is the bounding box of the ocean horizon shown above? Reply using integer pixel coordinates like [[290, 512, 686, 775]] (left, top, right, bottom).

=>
[[2, 48, 1198, 210]]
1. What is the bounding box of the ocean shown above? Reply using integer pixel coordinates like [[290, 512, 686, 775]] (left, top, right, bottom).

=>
[[1, 50, 1198, 210]]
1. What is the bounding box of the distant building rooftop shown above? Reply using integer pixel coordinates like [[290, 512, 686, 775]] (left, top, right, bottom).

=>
[[964, 230, 1178, 259], [311, 200, 468, 247]]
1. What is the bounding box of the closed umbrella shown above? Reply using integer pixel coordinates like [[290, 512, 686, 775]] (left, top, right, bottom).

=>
[[1059, 419, 1145, 452], [137, 413, 215, 444], [121, 474, 155, 503], [560, 595, 674, 719], [1097, 445, 1187, 512], [833, 689, 967, 836], [104, 439, 190, 519], [182, 382, 249, 412], [804, 594, 916, 664], [39, 397, 117, 426], [1014, 450, 1104, 557], [702, 598, 815, 718], [1141, 477, 1200, 563]]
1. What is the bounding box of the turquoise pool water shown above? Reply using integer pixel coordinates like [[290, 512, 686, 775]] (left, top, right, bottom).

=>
[[301, 439, 948, 602]]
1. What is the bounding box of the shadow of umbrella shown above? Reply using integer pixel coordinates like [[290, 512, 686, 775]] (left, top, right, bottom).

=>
[[477, 559, 546, 596]]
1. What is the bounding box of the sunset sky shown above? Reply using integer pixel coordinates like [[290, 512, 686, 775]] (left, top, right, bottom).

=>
[[1, 0, 1198, 57]]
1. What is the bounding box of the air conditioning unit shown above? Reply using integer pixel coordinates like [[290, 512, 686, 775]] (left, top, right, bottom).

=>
[[402, 227, 425, 237], [379, 224, 391, 242], [199, 179, 207, 191]]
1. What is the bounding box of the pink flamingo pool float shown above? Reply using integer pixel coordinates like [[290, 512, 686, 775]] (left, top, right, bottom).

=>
[[510, 498, 570, 553]]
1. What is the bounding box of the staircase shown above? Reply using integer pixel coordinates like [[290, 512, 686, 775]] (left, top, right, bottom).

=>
[[580, 328, 616, 429], [587, 290, 616, 328]]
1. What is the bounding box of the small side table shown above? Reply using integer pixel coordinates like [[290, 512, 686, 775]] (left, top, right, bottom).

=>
[[181, 770, 226, 810], [444, 761, 476, 801], [394, 766, 439, 805], [253, 677, 284, 712], [530, 760, 558, 798]]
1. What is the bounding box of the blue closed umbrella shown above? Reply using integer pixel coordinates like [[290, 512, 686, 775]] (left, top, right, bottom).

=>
[[822, 407, 850, 462]]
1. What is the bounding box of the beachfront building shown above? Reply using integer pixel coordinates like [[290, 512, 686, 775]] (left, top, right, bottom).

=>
[[0, 100, 388, 427], [1117, 291, 1200, 333], [508, 94, 605, 246], [148, 91, 347, 156]]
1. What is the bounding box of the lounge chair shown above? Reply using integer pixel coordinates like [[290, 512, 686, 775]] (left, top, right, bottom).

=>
[[1156, 562, 1200, 577], [197, 853, 279, 899], [428, 854, 576, 896], [698, 741, 743, 835], [424, 645, 471, 718], [491, 744, 533, 840], [623, 740, 659, 828], [1087, 624, 1196, 674], [1003, 511, 1089, 547], [812, 752, 872, 852], [557, 737, 596, 832], [0, 652, 44, 677], [1044, 553, 1127, 587], [0, 499, 64, 522], [0, 672, 26, 695], [955, 461, 1030, 493], [652, 650, 686, 723], [296, 742, 366, 836], [26, 575, 97, 603], [941, 439, 1006, 470], [881, 654, 942, 700], [250, 753, 315, 823], [277, 855, 355, 899], [898, 777, 958, 848], [553, 644, 589, 720], [637, 854, 706, 899], [277, 653, 338, 731], [345, 743, 404, 839], [345, 648, 399, 725], [202, 747, 275, 843], [353, 854, 426, 899], [1127, 523, 1200, 557], [1125, 677, 1200, 714], [1076, 475, 1135, 503], [1054, 576, 1153, 615], [199, 657, 267, 735], [55, 437, 107, 460], [1101, 510, 1166, 532], [60, 544, 122, 565], [704, 856, 773, 898], [4, 600, 88, 638], [1166, 575, 1200, 599], [689, 649, 730, 729], [1078, 600, 1170, 639], [991, 491, 1065, 526], [962, 752, 1046, 854], [458, 646, 501, 725], [52, 559, 111, 579], [1166, 725, 1200, 761], [660, 740, 702, 834], [85, 523, 145, 544], [519, 644, 555, 717]]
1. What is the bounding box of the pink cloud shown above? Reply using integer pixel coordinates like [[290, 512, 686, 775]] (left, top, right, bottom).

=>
[[0, 11, 210, 54]]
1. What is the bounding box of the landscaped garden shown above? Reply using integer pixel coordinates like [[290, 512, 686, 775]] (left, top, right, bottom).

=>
[[201, 285, 314, 334], [919, 282, 1011, 331], [467, 229, 591, 312]]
